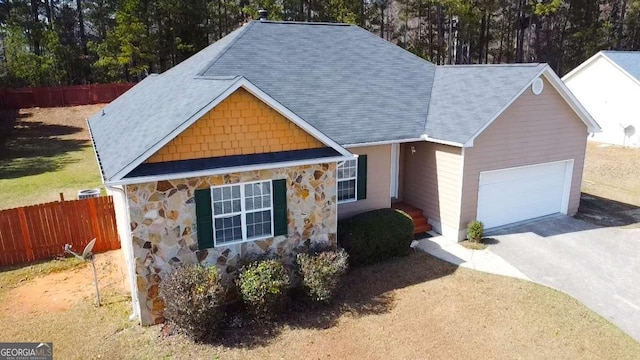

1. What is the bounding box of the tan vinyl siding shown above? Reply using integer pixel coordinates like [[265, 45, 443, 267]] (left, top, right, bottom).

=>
[[338, 145, 391, 219], [460, 78, 588, 231], [401, 142, 463, 236]]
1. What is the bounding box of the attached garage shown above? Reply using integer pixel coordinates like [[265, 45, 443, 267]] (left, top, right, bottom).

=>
[[405, 68, 599, 241], [476, 160, 574, 229]]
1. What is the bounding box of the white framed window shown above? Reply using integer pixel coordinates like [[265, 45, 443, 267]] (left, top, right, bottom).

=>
[[337, 159, 357, 203], [211, 180, 273, 246]]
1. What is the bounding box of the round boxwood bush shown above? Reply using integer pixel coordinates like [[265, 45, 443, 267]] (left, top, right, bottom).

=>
[[296, 249, 349, 303], [237, 259, 290, 319], [160, 264, 226, 342], [337, 208, 414, 266]]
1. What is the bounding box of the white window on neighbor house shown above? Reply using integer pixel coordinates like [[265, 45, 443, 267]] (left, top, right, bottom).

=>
[[211, 180, 273, 246], [337, 158, 357, 203]]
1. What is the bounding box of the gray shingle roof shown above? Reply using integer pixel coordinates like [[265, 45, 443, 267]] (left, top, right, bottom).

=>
[[88, 26, 248, 181], [425, 64, 546, 144], [602, 51, 640, 81], [89, 77, 237, 181], [200, 21, 436, 145], [89, 20, 550, 182]]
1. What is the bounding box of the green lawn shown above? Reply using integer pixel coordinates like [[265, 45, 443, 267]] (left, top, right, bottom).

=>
[[0, 105, 104, 210], [0, 146, 103, 209]]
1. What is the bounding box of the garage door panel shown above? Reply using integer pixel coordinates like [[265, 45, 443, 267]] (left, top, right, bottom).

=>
[[477, 161, 571, 229], [480, 161, 567, 185]]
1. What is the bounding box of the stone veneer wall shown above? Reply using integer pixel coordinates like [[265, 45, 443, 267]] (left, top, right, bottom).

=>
[[126, 163, 337, 325]]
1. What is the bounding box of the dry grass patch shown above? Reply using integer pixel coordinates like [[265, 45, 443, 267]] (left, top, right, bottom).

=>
[[582, 143, 640, 205], [1, 252, 638, 359], [578, 143, 640, 228], [460, 240, 488, 250], [0, 257, 85, 299]]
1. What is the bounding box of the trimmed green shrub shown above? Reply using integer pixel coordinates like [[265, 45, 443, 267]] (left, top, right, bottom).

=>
[[467, 220, 484, 243], [237, 259, 290, 318], [337, 208, 414, 266], [296, 249, 349, 303], [160, 265, 225, 342]]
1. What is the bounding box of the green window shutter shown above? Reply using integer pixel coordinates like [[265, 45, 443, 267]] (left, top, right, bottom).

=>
[[195, 188, 214, 249], [272, 179, 288, 236], [357, 155, 368, 200]]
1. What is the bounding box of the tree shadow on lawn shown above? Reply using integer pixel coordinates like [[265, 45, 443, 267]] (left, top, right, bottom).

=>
[[0, 110, 19, 149], [216, 252, 457, 349], [0, 115, 88, 179]]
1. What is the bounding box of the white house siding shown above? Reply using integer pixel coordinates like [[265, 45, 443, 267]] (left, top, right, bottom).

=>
[[338, 145, 392, 219], [565, 56, 640, 147], [125, 163, 337, 325], [401, 142, 464, 240], [460, 78, 588, 239]]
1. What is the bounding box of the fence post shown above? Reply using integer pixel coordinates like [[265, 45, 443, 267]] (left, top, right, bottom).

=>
[[88, 197, 101, 248], [60, 86, 65, 107], [18, 208, 35, 262]]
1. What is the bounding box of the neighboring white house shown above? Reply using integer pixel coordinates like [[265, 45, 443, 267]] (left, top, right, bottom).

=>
[[563, 51, 640, 148]]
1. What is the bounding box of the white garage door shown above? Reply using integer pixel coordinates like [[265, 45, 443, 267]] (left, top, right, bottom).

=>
[[477, 160, 573, 229]]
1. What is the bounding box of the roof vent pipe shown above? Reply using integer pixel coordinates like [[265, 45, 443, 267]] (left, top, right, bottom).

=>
[[258, 9, 268, 21]]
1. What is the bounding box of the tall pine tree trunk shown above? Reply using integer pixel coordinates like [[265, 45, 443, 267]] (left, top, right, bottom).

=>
[[428, 3, 434, 61], [380, 1, 385, 38], [77, 0, 88, 55], [44, 0, 52, 24], [485, 13, 490, 63], [516, 0, 526, 62], [30, 0, 40, 56], [437, 5, 445, 64], [479, 11, 486, 63], [618, 0, 628, 48], [218, 0, 223, 39]]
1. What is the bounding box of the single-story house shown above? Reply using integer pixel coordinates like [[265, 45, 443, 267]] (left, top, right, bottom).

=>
[[563, 50, 640, 147], [88, 19, 600, 325]]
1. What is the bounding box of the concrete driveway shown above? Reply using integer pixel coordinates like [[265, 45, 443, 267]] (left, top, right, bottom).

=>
[[486, 215, 640, 342]]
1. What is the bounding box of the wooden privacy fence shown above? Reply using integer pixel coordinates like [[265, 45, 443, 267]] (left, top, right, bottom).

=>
[[0, 196, 120, 267], [0, 83, 135, 109]]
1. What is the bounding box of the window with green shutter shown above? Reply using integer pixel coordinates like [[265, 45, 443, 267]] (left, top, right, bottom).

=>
[[195, 188, 214, 250], [194, 179, 288, 250], [337, 155, 367, 203], [272, 178, 288, 236], [356, 155, 367, 200]]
